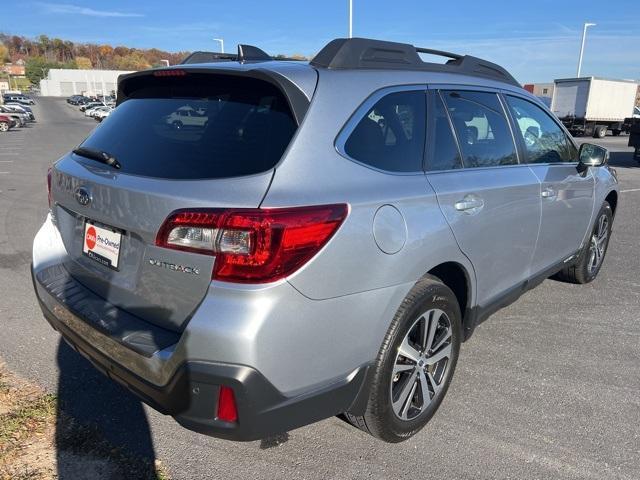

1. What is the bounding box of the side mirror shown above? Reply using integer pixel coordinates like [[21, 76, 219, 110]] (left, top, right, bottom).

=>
[[578, 143, 609, 169]]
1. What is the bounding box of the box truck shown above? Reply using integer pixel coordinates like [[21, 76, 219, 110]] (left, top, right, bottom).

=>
[[551, 77, 639, 138]]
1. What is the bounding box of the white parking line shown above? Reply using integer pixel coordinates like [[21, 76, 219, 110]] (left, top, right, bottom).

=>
[[0, 172, 10, 174], [0, 160, 14, 163], [621, 188, 640, 193]]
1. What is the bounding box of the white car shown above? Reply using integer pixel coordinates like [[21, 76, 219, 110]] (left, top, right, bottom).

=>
[[165, 106, 208, 129], [94, 108, 113, 122], [85, 106, 108, 117]]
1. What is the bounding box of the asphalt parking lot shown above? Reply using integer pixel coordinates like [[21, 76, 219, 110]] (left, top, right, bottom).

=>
[[1, 97, 639, 479]]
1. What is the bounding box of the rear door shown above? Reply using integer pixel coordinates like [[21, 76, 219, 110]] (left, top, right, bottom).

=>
[[50, 71, 304, 331], [425, 89, 541, 307], [503, 94, 594, 274]]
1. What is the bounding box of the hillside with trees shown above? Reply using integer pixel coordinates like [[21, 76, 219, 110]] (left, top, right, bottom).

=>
[[0, 33, 191, 84]]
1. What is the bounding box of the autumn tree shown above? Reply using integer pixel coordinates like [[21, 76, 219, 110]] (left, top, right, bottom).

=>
[[1, 32, 194, 76], [75, 56, 93, 69], [0, 43, 8, 64]]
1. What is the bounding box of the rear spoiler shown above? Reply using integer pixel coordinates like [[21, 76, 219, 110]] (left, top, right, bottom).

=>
[[115, 66, 311, 125]]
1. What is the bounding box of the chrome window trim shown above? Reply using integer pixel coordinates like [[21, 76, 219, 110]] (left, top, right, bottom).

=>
[[334, 84, 427, 176]]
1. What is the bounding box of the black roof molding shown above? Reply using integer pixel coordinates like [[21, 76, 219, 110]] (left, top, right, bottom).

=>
[[310, 38, 520, 87], [180, 51, 238, 64]]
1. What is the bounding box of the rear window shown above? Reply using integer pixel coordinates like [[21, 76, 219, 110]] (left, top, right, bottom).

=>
[[79, 74, 297, 179]]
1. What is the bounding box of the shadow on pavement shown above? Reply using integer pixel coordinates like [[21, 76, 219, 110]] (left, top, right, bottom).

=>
[[55, 340, 158, 478]]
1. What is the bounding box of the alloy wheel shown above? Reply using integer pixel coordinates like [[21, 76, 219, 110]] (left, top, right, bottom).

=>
[[390, 309, 452, 421], [588, 213, 609, 275]]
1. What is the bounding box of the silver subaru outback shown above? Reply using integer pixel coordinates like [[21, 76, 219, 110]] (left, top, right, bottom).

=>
[[32, 38, 618, 443]]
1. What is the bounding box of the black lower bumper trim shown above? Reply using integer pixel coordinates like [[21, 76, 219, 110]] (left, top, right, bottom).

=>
[[33, 265, 369, 441]]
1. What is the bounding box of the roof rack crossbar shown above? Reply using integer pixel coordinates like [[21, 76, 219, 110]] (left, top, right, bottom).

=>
[[310, 38, 520, 87], [415, 47, 462, 61]]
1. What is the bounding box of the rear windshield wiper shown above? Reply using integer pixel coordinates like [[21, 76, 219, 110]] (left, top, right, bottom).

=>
[[72, 146, 122, 170]]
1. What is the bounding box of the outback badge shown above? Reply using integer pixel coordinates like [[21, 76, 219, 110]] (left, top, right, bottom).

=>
[[149, 258, 200, 275]]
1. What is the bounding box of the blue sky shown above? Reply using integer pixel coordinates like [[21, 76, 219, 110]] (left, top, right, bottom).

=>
[[2, 0, 639, 82]]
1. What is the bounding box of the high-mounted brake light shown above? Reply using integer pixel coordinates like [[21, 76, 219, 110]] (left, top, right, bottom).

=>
[[156, 204, 349, 283], [152, 69, 187, 77], [47, 167, 52, 208]]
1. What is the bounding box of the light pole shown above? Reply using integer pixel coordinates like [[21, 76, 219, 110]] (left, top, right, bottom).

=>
[[577, 22, 596, 77], [213, 38, 224, 53], [348, 0, 353, 38]]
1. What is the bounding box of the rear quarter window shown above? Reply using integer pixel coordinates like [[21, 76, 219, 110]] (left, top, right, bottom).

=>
[[343, 90, 426, 173], [79, 74, 297, 180]]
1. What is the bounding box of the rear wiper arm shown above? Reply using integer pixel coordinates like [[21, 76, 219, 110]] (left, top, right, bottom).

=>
[[72, 146, 122, 170]]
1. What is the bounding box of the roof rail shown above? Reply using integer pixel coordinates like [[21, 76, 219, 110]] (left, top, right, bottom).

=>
[[181, 44, 301, 65], [310, 38, 520, 87]]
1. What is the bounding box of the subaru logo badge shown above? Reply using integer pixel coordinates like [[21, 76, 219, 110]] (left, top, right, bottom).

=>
[[74, 186, 92, 206]]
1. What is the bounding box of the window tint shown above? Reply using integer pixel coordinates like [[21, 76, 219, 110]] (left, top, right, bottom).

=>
[[441, 90, 518, 168], [79, 74, 297, 180], [428, 94, 462, 171], [505, 95, 577, 163], [344, 90, 425, 172]]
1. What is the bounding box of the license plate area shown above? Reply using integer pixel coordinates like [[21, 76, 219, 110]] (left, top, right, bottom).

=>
[[82, 220, 123, 270]]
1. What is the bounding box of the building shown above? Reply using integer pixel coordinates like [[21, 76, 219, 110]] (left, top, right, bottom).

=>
[[523, 82, 555, 107], [1, 59, 26, 76], [39, 68, 134, 97]]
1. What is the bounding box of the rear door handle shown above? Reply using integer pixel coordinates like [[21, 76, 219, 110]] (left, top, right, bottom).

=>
[[541, 187, 557, 199], [454, 195, 484, 214]]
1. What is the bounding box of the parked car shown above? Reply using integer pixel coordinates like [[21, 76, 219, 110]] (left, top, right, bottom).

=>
[[32, 38, 619, 443], [0, 106, 27, 127], [84, 106, 109, 117], [4, 103, 35, 122], [79, 102, 104, 112], [165, 105, 208, 129], [0, 114, 14, 132], [93, 108, 112, 122], [67, 95, 89, 105], [3, 94, 35, 105]]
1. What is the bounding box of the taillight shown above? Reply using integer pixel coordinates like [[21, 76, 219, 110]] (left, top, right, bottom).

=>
[[47, 167, 52, 208], [216, 386, 238, 423], [156, 204, 349, 283]]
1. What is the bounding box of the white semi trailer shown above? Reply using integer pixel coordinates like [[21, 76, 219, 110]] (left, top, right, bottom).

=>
[[551, 77, 639, 138]]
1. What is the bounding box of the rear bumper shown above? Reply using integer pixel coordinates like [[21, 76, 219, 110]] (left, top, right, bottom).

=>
[[32, 263, 369, 441]]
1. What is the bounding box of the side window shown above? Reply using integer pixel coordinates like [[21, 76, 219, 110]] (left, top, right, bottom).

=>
[[441, 90, 518, 168], [505, 95, 577, 163], [344, 90, 426, 172], [427, 93, 463, 171]]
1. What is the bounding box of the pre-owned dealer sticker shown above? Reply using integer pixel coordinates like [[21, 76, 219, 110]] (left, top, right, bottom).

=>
[[83, 222, 122, 270]]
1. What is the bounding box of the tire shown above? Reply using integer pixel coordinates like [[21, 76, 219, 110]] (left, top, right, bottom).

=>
[[344, 276, 462, 442], [555, 202, 613, 284], [593, 125, 606, 138], [0, 122, 8, 132]]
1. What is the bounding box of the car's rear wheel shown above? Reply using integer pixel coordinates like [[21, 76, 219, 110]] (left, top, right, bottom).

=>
[[0, 121, 8, 132], [344, 276, 461, 442], [555, 201, 612, 284]]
